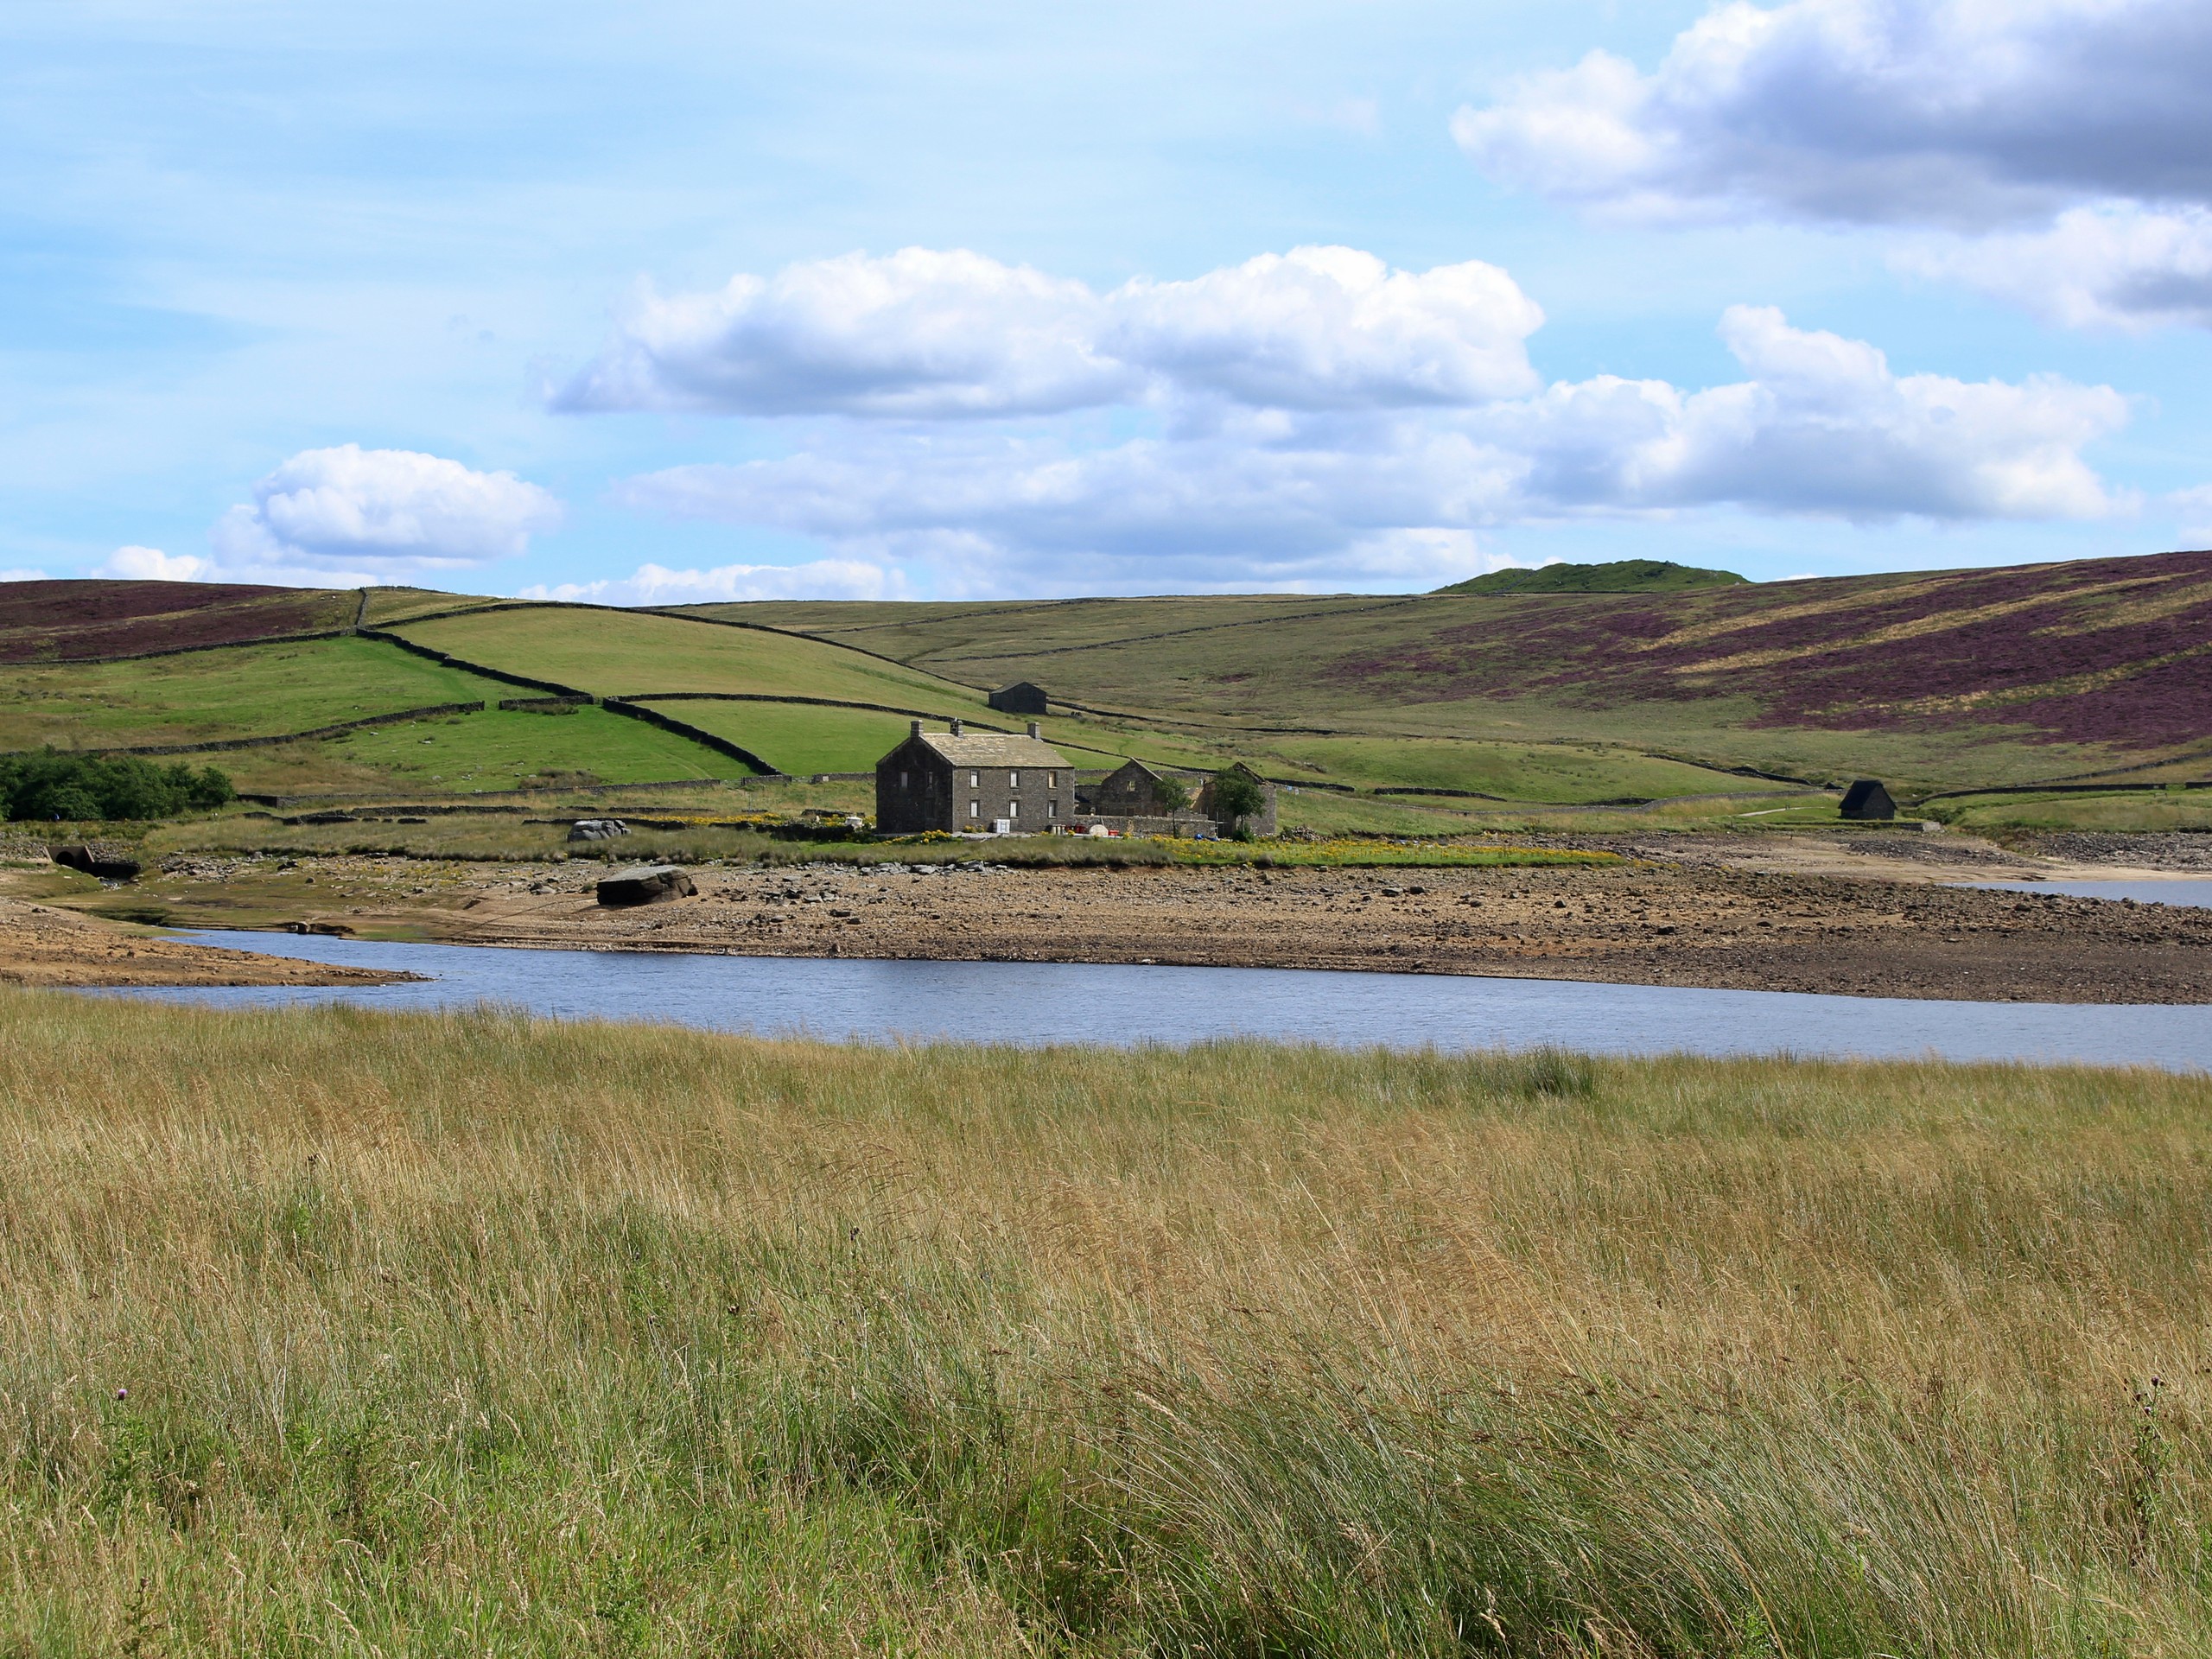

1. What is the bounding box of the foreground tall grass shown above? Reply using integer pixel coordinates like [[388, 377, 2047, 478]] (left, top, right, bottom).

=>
[[3, 994, 2209, 1656]]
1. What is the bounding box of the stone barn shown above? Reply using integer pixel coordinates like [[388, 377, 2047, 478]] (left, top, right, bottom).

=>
[[1198, 761, 1279, 836], [1087, 759, 1178, 817], [1839, 779, 1897, 821], [1077, 759, 1277, 837], [875, 720, 1071, 833], [987, 682, 1050, 715]]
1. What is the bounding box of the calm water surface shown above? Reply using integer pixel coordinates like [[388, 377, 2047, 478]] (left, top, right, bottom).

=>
[[1961, 879, 2212, 908], [96, 931, 2212, 1072]]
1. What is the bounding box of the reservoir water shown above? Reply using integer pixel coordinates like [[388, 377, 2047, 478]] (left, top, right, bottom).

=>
[[102, 930, 2212, 1072], [1960, 878, 2212, 908]]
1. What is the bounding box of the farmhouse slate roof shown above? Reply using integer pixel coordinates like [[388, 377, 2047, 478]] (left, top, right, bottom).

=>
[[913, 730, 1069, 767]]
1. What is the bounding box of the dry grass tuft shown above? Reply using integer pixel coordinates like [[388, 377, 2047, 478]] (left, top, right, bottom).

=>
[[2, 991, 2208, 1653]]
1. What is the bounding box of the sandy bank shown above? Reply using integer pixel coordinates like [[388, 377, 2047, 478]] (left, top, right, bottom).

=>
[[0, 897, 416, 988]]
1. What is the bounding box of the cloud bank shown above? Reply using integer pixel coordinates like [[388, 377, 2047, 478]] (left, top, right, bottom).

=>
[[97, 545, 213, 582], [518, 558, 907, 607], [1454, 0, 2212, 228], [210, 445, 563, 582], [1453, 0, 2212, 331], [556, 245, 1545, 418], [596, 294, 2128, 592]]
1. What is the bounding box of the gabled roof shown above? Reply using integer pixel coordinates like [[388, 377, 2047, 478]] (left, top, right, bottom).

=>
[[913, 730, 1069, 767]]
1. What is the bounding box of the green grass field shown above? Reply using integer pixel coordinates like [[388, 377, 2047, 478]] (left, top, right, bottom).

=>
[[1929, 788, 2212, 835], [130, 705, 756, 798], [391, 606, 1002, 713], [1249, 733, 1799, 802], [5, 993, 2209, 1655], [0, 635, 509, 753]]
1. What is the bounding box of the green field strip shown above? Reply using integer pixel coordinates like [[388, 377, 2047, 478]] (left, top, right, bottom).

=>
[[0, 635, 521, 753], [1243, 734, 1809, 804], [158, 704, 755, 794], [391, 605, 1004, 713]]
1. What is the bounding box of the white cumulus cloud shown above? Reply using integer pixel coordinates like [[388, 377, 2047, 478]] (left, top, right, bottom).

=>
[[1454, 0, 2212, 229], [1106, 246, 1543, 408], [1503, 305, 2131, 518], [212, 445, 562, 578], [518, 558, 907, 606], [554, 245, 1543, 417], [1900, 204, 2212, 329], [613, 308, 2127, 591], [554, 248, 1124, 419], [95, 545, 213, 582], [0, 568, 50, 583]]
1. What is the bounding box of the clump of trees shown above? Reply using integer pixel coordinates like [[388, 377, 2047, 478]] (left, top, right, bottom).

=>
[[0, 751, 234, 822], [1210, 766, 1267, 839]]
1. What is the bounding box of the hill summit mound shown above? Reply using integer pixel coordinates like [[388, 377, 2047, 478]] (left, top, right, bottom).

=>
[[1436, 558, 1748, 595]]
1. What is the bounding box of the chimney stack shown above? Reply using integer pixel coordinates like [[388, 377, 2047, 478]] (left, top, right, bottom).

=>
[[910, 718, 922, 738], [1027, 721, 1041, 739], [950, 718, 963, 735]]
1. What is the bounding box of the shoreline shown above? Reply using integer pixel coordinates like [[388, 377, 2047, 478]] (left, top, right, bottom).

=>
[[11, 830, 2212, 1004]]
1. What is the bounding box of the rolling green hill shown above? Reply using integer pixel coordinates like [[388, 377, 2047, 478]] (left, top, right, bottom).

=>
[[1434, 558, 1746, 595], [715, 549, 2212, 792], [4, 549, 2203, 820]]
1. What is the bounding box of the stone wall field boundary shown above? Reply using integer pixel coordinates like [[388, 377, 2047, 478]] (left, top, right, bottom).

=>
[[356, 627, 595, 699], [600, 700, 781, 777]]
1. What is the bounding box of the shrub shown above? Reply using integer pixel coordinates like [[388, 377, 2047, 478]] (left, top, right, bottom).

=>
[[0, 750, 234, 822]]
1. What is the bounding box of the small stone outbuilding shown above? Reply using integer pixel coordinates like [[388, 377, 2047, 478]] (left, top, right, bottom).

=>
[[1087, 759, 1178, 817], [987, 682, 1051, 715], [1197, 761, 1279, 836], [875, 720, 1072, 833], [1839, 779, 1897, 821]]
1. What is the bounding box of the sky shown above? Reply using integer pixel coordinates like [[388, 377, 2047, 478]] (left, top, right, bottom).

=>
[[7, 0, 2212, 601]]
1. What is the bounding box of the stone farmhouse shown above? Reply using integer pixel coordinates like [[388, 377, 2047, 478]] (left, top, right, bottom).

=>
[[874, 720, 1071, 833], [874, 724, 1279, 837]]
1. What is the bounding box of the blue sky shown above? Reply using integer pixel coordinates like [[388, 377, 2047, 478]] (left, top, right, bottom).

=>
[[6, 0, 2212, 599]]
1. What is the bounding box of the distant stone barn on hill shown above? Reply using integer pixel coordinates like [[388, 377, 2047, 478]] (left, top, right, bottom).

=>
[[987, 682, 1051, 715], [875, 720, 1071, 833], [1839, 779, 1897, 821]]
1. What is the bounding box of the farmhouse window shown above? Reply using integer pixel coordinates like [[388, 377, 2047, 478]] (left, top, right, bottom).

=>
[[969, 800, 980, 818], [969, 772, 979, 788], [899, 771, 909, 788], [1009, 771, 1020, 787], [1008, 800, 1019, 818], [1047, 772, 1056, 787], [1047, 800, 1057, 818]]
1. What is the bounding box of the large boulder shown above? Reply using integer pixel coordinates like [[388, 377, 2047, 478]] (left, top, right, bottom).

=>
[[568, 817, 630, 842], [595, 864, 696, 907], [49, 843, 142, 881]]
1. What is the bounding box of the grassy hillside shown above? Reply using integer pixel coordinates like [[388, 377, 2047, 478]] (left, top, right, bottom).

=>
[[1434, 556, 1746, 594], [389, 604, 1002, 711], [719, 549, 2212, 791], [6, 991, 2210, 1654], [5, 550, 2200, 814], [0, 635, 510, 753]]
